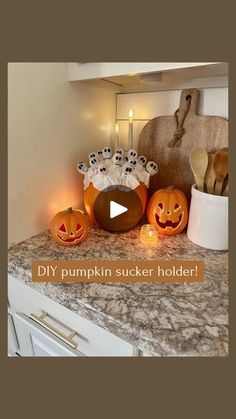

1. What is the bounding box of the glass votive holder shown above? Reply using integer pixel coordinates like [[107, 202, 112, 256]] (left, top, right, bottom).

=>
[[140, 224, 159, 246]]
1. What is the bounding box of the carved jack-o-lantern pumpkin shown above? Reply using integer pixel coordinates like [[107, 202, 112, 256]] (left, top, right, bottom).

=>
[[50, 207, 89, 246], [147, 187, 188, 235]]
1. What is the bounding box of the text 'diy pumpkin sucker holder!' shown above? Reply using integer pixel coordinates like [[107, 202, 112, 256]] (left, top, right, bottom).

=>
[[77, 148, 158, 232]]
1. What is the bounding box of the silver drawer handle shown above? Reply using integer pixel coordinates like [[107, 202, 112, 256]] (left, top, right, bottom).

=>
[[29, 311, 78, 349]]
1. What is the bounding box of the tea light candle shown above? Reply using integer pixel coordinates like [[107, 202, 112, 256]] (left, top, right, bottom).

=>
[[140, 224, 159, 246], [128, 109, 134, 149]]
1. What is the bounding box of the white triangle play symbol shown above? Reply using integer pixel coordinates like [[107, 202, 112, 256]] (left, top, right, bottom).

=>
[[110, 200, 128, 219]]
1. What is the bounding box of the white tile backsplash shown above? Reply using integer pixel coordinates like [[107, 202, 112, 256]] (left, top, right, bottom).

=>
[[116, 88, 228, 149]]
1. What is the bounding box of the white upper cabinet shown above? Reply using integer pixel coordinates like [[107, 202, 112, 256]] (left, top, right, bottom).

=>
[[68, 62, 228, 92], [68, 62, 219, 81]]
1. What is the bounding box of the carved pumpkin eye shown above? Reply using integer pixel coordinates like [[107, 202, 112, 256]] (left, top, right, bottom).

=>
[[76, 223, 81, 230], [59, 223, 66, 232], [175, 203, 180, 210], [158, 203, 163, 209]]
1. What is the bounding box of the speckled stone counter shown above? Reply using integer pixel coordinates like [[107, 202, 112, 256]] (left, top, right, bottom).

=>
[[8, 226, 228, 356]]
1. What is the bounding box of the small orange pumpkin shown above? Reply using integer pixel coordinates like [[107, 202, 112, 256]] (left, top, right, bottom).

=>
[[50, 207, 89, 246], [147, 187, 188, 235]]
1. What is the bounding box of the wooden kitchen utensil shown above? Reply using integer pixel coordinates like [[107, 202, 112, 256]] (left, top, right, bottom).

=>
[[189, 148, 208, 192], [138, 89, 228, 199], [213, 148, 228, 195], [223, 184, 229, 196], [221, 173, 228, 196], [205, 153, 215, 194]]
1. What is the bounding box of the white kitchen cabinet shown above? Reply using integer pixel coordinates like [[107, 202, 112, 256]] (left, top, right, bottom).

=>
[[68, 62, 220, 81], [8, 313, 19, 356], [8, 276, 136, 357], [14, 312, 84, 357], [68, 62, 228, 93]]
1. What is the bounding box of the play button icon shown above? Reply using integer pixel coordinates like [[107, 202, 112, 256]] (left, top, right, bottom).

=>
[[110, 201, 128, 219], [93, 185, 144, 232]]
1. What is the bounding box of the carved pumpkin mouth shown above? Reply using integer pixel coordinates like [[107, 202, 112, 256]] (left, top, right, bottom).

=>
[[57, 231, 84, 243], [155, 213, 182, 230]]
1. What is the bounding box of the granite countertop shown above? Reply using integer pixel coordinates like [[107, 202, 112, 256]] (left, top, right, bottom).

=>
[[8, 226, 228, 356]]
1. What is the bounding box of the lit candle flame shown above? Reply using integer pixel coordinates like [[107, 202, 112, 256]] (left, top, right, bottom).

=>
[[114, 122, 120, 148], [115, 122, 119, 133], [128, 109, 134, 123]]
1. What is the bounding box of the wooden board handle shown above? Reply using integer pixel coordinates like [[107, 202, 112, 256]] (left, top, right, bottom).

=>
[[167, 89, 200, 148], [178, 89, 200, 117]]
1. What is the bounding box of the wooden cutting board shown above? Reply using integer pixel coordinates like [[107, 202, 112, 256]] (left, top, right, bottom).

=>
[[138, 88, 228, 199]]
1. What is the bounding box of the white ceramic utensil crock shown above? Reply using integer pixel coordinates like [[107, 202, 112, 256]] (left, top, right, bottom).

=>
[[187, 185, 228, 250]]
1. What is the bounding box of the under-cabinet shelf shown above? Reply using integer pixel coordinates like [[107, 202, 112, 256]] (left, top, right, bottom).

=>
[[68, 62, 228, 93]]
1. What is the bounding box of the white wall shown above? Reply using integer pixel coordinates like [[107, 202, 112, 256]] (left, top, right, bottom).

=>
[[8, 63, 117, 245], [116, 88, 228, 150]]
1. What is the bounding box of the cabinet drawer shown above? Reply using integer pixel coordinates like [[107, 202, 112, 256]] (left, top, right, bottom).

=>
[[14, 313, 84, 357], [8, 276, 135, 356]]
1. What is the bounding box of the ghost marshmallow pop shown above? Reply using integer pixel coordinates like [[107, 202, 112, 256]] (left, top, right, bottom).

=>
[[102, 146, 112, 159], [88, 152, 97, 160], [138, 156, 147, 167], [97, 162, 108, 175], [127, 149, 138, 160], [128, 157, 138, 167], [122, 162, 134, 175], [92, 162, 115, 190], [146, 161, 158, 176], [115, 148, 124, 156], [89, 157, 98, 169], [77, 161, 88, 174], [112, 152, 123, 166], [97, 150, 104, 161]]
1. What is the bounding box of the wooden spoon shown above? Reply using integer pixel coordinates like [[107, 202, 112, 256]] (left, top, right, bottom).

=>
[[189, 148, 208, 192], [213, 148, 228, 195], [204, 153, 215, 194], [222, 175, 229, 196], [223, 184, 229, 196]]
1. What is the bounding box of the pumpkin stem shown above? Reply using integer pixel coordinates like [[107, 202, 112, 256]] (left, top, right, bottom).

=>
[[66, 207, 73, 214], [166, 186, 174, 191]]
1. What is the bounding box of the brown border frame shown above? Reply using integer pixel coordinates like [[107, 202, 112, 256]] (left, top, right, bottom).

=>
[[0, 1, 235, 417]]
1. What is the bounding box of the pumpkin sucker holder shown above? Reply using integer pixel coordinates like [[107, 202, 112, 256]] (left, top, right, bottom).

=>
[[78, 149, 157, 232]]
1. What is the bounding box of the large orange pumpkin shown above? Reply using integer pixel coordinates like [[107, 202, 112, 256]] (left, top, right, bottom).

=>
[[147, 187, 188, 235], [84, 182, 147, 231], [50, 207, 89, 246]]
